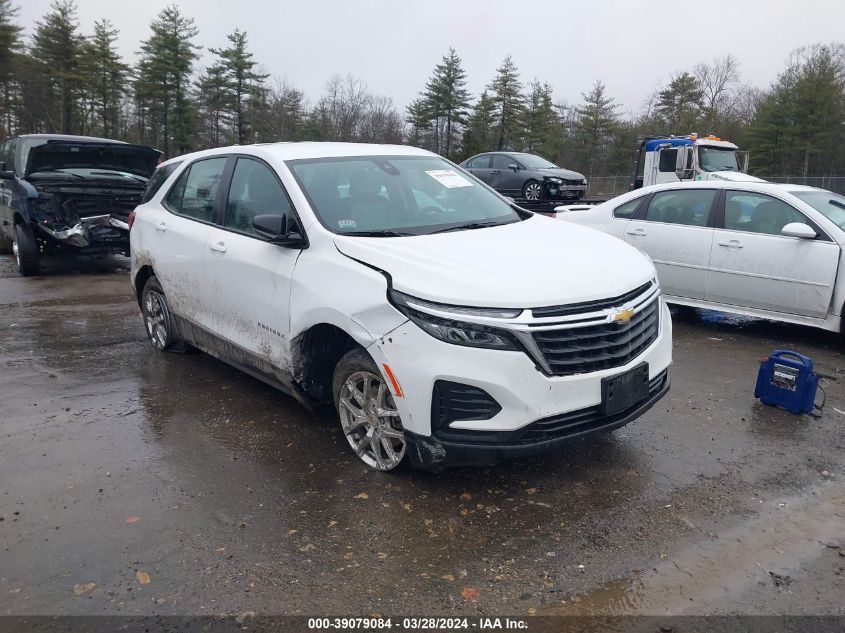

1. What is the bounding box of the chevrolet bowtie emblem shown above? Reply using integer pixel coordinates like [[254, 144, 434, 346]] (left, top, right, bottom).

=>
[[610, 307, 635, 324]]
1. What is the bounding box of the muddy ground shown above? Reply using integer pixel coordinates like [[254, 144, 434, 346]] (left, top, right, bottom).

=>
[[0, 254, 843, 617]]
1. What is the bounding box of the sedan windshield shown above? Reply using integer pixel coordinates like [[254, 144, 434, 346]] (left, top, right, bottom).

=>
[[791, 190, 845, 230], [698, 147, 739, 172], [287, 156, 522, 236], [515, 154, 558, 169]]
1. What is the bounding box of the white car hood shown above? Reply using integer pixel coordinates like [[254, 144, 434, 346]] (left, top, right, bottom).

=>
[[705, 171, 765, 182], [333, 216, 655, 308]]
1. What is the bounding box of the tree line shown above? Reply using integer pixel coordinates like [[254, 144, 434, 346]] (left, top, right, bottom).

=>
[[1, 0, 843, 180]]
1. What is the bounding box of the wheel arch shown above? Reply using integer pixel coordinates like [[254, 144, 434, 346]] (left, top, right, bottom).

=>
[[134, 264, 155, 307], [290, 323, 366, 406]]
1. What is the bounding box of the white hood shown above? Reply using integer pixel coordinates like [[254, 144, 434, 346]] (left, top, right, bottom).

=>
[[333, 216, 655, 308], [704, 171, 765, 182]]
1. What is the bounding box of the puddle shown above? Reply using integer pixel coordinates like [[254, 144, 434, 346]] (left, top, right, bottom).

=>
[[543, 481, 845, 615]]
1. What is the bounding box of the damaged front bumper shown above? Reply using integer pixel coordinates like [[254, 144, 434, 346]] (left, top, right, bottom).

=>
[[37, 214, 130, 249]]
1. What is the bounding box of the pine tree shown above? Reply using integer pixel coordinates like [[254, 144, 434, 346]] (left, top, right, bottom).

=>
[[523, 80, 557, 157], [487, 55, 525, 150], [405, 96, 432, 148], [462, 91, 496, 157], [575, 80, 619, 178], [31, 0, 85, 134], [0, 0, 22, 137], [195, 65, 232, 147], [80, 19, 128, 137], [656, 72, 702, 134], [136, 5, 200, 156], [209, 30, 269, 144], [420, 47, 470, 158], [748, 44, 845, 177]]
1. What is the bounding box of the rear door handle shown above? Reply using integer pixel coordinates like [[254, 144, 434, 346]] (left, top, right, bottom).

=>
[[718, 240, 743, 248], [626, 228, 646, 236], [209, 241, 227, 253], [154, 221, 167, 232]]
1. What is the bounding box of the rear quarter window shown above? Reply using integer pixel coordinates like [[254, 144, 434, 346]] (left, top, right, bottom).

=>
[[141, 162, 181, 203], [613, 196, 645, 219]]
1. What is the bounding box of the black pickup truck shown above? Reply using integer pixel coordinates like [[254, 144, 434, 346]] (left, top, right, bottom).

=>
[[0, 134, 161, 276]]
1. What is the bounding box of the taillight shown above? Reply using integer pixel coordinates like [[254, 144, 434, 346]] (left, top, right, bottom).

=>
[[127, 209, 136, 230]]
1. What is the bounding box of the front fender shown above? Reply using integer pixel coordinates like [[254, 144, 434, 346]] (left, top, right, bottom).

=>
[[288, 247, 407, 347]]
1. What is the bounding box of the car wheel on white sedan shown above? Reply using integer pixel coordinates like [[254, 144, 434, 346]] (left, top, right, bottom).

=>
[[332, 348, 406, 471]]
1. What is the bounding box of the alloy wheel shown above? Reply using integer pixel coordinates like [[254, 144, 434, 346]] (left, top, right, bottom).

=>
[[143, 290, 170, 350], [524, 182, 542, 200], [338, 370, 405, 470]]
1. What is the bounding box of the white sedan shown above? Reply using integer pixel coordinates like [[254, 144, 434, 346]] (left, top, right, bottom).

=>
[[557, 181, 845, 335]]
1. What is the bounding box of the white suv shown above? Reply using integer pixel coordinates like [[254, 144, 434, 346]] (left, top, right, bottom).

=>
[[129, 143, 672, 471]]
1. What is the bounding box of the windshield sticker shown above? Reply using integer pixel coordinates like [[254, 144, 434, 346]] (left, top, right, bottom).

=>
[[425, 169, 473, 189], [337, 219, 357, 231]]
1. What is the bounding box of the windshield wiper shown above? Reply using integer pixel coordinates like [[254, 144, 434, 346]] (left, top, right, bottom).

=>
[[829, 199, 845, 210], [90, 170, 147, 183], [337, 229, 412, 237], [429, 221, 506, 234]]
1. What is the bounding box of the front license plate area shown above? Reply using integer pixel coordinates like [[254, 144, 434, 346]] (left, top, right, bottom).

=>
[[601, 363, 649, 416]]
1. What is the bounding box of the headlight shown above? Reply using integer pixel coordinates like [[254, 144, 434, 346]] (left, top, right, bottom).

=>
[[545, 177, 563, 184], [389, 290, 521, 350]]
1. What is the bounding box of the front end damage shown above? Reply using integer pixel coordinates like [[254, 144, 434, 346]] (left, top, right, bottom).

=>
[[543, 176, 587, 200], [30, 185, 143, 256]]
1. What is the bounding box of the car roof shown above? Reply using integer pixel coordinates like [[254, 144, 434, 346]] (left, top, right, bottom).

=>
[[159, 142, 436, 167], [633, 180, 831, 196], [13, 134, 129, 145]]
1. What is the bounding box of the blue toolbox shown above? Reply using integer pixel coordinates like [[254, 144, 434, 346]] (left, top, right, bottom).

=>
[[754, 350, 819, 415]]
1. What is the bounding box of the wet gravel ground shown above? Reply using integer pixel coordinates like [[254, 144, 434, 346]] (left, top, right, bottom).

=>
[[0, 254, 844, 617]]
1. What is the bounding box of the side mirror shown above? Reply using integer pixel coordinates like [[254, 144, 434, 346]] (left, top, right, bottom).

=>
[[253, 213, 306, 247], [0, 161, 13, 179], [508, 163, 519, 172], [781, 222, 816, 239], [675, 147, 693, 179]]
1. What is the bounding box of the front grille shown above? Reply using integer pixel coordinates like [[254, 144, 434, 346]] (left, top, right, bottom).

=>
[[432, 380, 501, 431], [532, 297, 660, 376], [517, 370, 668, 444], [533, 281, 653, 318]]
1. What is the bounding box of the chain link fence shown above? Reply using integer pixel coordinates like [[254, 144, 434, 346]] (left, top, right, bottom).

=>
[[586, 175, 845, 196]]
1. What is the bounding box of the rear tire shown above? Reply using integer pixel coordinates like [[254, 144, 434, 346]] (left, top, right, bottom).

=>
[[332, 348, 406, 471], [140, 276, 180, 351], [13, 223, 40, 277]]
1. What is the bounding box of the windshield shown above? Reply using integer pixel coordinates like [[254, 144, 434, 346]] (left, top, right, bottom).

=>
[[698, 146, 739, 172], [515, 154, 558, 169], [287, 156, 522, 236], [791, 190, 845, 231]]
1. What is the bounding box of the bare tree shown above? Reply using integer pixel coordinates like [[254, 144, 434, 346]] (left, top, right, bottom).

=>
[[694, 55, 740, 133]]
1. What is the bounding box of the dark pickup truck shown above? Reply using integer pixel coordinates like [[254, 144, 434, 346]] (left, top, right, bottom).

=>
[[0, 134, 161, 276]]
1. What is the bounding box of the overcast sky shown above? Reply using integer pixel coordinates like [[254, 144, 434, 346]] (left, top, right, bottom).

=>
[[17, 0, 845, 115]]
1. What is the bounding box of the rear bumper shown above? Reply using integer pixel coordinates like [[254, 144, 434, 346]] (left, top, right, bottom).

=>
[[405, 371, 670, 469]]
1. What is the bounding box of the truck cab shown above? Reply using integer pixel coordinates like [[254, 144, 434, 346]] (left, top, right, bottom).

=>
[[630, 134, 759, 190]]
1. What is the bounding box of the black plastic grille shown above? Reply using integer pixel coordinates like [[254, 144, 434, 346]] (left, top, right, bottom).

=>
[[432, 380, 502, 431], [432, 370, 668, 446], [517, 370, 668, 444], [532, 282, 654, 319], [532, 298, 659, 376]]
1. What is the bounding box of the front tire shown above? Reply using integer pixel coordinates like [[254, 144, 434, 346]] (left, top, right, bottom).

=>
[[523, 180, 542, 201], [13, 223, 40, 276], [140, 276, 179, 351], [332, 348, 406, 471]]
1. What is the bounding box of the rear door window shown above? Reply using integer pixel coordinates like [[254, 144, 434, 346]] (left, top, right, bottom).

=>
[[644, 190, 716, 227], [141, 162, 181, 203], [467, 155, 490, 169], [613, 196, 644, 219], [164, 157, 227, 222]]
